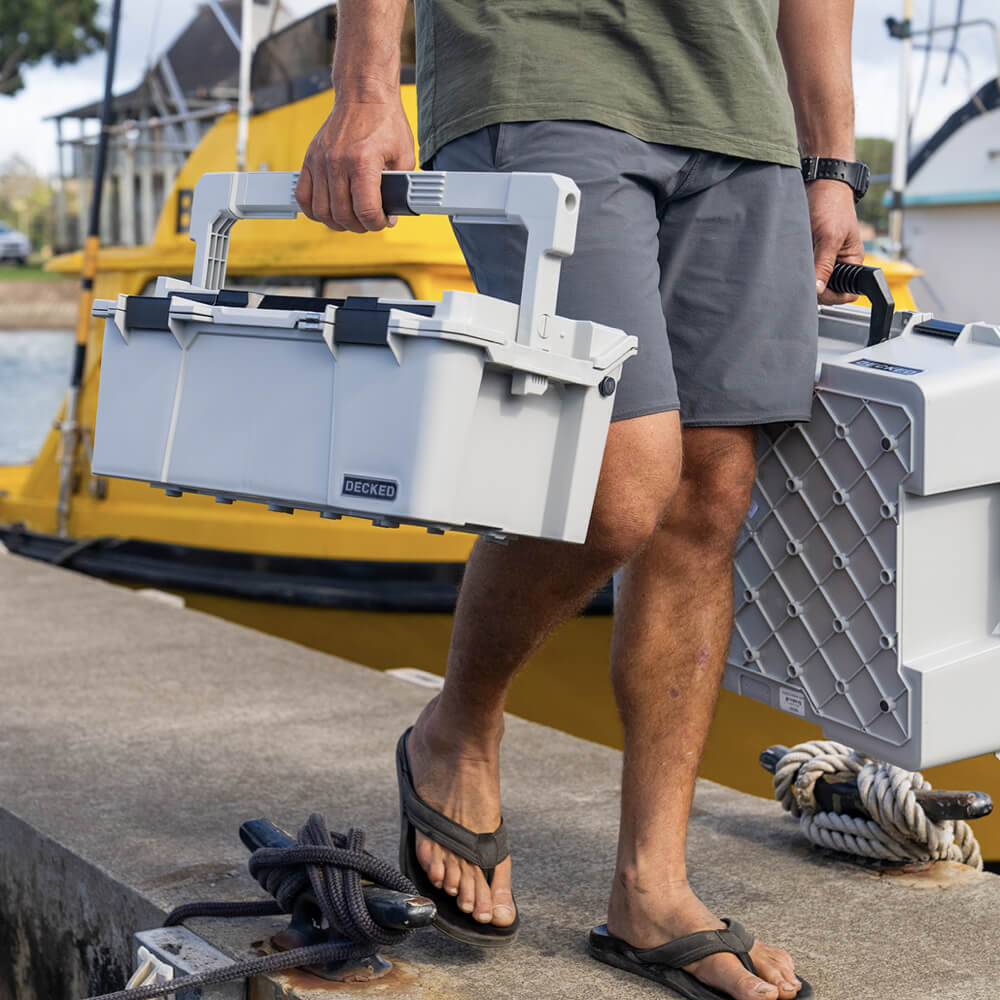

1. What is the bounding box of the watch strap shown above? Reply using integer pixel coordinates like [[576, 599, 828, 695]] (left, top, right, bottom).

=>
[[801, 156, 870, 202]]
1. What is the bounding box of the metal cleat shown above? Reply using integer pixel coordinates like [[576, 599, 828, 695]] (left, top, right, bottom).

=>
[[760, 745, 994, 822], [239, 818, 435, 982]]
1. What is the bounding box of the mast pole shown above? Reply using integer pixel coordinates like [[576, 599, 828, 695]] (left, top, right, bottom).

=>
[[57, 0, 124, 536], [237, 0, 252, 171], [888, 0, 914, 259]]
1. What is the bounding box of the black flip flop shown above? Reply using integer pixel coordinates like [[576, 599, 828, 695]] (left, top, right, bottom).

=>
[[395, 727, 520, 948], [589, 919, 813, 999]]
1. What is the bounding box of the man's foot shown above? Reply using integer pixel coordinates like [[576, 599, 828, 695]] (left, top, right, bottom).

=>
[[406, 698, 517, 928], [606, 878, 803, 1000]]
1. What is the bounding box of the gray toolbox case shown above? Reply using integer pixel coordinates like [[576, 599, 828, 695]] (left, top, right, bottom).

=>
[[91, 170, 637, 543], [724, 275, 1000, 768]]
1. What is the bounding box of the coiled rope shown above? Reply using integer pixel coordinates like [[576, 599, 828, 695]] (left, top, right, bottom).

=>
[[772, 741, 982, 871], [83, 814, 418, 1000]]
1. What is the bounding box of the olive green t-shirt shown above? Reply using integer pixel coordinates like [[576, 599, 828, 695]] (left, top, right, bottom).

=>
[[413, 0, 800, 169]]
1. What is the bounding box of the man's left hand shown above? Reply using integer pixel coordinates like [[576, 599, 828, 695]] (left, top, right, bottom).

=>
[[807, 179, 866, 305]]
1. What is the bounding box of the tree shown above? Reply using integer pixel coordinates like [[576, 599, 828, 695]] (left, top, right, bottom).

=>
[[1, 0, 105, 97], [856, 137, 894, 235], [0, 155, 54, 251]]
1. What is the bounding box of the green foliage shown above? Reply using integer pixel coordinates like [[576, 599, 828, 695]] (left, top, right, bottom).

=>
[[0, 155, 55, 250], [856, 137, 894, 235], [0, 265, 64, 280], [0, 0, 105, 97]]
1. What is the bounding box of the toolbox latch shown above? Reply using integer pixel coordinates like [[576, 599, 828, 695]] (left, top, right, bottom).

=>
[[333, 297, 394, 347], [324, 297, 406, 364]]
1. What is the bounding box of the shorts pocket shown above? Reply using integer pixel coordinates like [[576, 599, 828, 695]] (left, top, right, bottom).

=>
[[487, 123, 513, 169]]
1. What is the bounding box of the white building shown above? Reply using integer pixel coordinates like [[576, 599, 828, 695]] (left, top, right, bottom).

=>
[[903, 77, 1000, 323]]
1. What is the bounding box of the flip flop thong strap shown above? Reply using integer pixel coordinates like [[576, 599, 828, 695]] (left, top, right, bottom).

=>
[[405, 794, 509, 871], [399, 733, 509, 871], [634, 920, 755, 969]]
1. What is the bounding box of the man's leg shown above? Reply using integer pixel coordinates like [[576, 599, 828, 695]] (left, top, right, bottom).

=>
[[605, 426, 801, 1000], [405, 409, 682, 926]]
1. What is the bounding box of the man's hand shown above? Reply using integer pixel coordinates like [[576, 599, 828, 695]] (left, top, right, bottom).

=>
[[294, 0, 413, 233], [296, 92, 415, 234], [806, 179, 865, 305]]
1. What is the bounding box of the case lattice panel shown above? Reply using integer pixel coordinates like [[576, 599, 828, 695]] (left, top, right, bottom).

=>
[[727, 390, 913, 746]]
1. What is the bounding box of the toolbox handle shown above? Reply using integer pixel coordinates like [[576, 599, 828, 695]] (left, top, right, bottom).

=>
[[189, 170, 581, 350], [828, 262, 895, 346]]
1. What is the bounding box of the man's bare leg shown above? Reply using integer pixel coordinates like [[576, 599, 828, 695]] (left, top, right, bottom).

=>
[[405, 419, 804, 1000], [405, 411, 682, 926], [605, 426, 801, 1000]]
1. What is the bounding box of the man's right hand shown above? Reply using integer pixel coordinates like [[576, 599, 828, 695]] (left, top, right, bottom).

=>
[[295, 92, 416, 234]]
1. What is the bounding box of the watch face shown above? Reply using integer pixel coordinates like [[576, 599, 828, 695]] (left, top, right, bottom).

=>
[[856, 163, 871, 198]]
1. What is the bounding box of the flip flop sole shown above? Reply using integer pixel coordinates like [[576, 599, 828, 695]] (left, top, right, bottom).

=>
[[396, 729, 520, 948], [589, 925, 813, 1000]]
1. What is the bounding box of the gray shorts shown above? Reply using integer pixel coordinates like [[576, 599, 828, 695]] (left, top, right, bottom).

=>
[[432, 120, 818, 425]]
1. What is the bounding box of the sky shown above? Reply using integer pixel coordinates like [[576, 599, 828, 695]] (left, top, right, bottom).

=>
[[2, 0, 998, 177]]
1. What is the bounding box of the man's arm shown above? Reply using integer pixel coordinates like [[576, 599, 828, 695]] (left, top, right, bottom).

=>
[[295, 0, 414, 233], [778, 0, 865, 304]]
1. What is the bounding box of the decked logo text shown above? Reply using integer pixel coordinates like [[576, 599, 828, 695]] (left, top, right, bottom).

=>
[[342, 475, 398, 501], [851, 358, 923, 376]]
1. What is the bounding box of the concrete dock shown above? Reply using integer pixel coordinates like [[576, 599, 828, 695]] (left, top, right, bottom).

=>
[[1, 549, 997, 1000]]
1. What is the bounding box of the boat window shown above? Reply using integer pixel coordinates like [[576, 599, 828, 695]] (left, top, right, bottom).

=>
[[252, 6, 416, 114], [321, 277, 413, 300], [222, 276, 325, 298], [139, 276, 318, 298]]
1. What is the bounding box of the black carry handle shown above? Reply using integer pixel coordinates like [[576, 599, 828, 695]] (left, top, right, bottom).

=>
[[759, 746, 993, 823], [239, 818, 437, 930], [828, 262, 895, 347], [380, 174, 418, 217]]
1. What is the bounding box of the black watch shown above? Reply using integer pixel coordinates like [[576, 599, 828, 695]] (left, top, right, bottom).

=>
[[800, 156, 870, 203]]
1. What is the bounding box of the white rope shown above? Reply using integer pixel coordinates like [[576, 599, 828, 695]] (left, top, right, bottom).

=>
[[772, 741, 982, 871]]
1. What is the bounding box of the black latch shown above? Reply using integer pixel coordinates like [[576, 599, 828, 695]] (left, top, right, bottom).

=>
[[123, 290, 249, 332], [123, 296, 171, 331], [214, 289, 251, 309], [334, 297, 394, 346], [333, 296, 435, 347], [912, 318, 964, 342]]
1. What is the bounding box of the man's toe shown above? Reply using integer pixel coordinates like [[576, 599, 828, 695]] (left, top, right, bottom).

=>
[[758, 970, 797, 999], [472, 873, 494, 923], [738, 975, 778, 999], [750, 946, 800, 997], [688, 955, 778, 1000], [415, 836, 445, 887], [457, 872, 477, 915], [489, 860, 516, 927], [442, 857, 462, 896]]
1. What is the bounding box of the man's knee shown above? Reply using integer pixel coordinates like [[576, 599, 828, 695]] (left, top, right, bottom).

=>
[[586, 486, 670, 565], [668, 427, 757, 553], [585, 411, 682, 566]]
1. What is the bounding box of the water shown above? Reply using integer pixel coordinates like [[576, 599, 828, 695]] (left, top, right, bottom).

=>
[[0, 330, 74, 465]]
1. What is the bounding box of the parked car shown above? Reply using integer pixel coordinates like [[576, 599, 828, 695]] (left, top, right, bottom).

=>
[[0, 221, 30, 265]]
